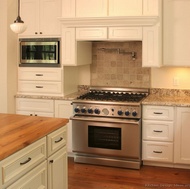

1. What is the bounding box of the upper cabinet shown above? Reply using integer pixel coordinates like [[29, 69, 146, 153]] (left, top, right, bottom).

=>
[[62, 0, 160, 18], [163, 0, 190, 66], [20, 0, 62, 37]]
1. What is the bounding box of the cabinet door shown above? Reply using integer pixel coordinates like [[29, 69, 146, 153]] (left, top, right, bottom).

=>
[[39, 0, 62, 36], [109, 0, 142, 16], [76, 0, 107, 17], [163, 0, 190, 66], [143, 0, 160, 16], [48, 147, 68, 189], [7, 161, 47, 189], [175, 107, 190, 164], [20, 0, 39, 36], [55, 100, 73, 154], [142, 25, 162, 67]]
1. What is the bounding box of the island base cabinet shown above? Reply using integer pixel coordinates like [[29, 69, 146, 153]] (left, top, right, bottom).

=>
[[175, 107, 190, 165], [6, 161, 47, 189], [48, 146, 68, 189]]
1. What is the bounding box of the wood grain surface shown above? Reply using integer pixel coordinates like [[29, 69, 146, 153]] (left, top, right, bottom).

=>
[[0, 113, 69, 160]]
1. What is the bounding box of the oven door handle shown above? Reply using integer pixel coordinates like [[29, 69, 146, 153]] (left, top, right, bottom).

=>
[[70, 116, 140, 125]]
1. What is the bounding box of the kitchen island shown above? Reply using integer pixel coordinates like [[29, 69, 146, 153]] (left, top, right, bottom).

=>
[[0, 113, 69, 189]]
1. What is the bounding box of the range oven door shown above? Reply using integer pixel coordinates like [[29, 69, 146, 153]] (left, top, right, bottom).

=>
[[71, 116, 141, 160]]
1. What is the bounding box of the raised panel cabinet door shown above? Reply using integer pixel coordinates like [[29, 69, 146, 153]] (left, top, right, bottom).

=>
[[40, 0, 62, 35], [20, 0, 39, 36], [163, 0, 190, 66], [76, 0, 107, 17], [109, 0, 142, 16], [48, 147, 68, 189], [175, 107, 190, 164]]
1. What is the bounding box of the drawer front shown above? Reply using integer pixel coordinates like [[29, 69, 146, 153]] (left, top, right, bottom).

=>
[[143, 120, 173, 142], [1, 137, 46, 187], [76, 27, 107, 40], [142, 141, 173, 162], [18, 81, 62, 94], [7, 161, 47, 189], [18, 68, 62, 81], [109, 27, 142, 40], [16, 98, 54, 113], [143, 105, 174, 120], [47, 126, 67, 157]]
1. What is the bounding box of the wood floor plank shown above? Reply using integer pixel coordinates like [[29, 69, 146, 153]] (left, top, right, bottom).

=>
[[68, 157, 190, 189]]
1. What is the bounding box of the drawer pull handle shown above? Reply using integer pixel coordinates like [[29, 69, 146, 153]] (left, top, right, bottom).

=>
[[20, 157, 32, 165], [36, 74, 43, 76], [153, 151, 163, 154], [55, 137, 63, 143], [36, 86, 44, 88], [153, 130, 163, 133], [153, 112, 163, 115]]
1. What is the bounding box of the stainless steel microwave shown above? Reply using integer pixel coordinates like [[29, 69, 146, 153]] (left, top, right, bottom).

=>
[[19, 38, 60, 67]]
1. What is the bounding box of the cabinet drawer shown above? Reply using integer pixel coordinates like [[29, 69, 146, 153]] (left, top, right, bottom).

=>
[[142, 141, 173, 162], [1, 137, 46, 187], [143, 105, 174, 120], [16, 98, 54, 113], [18, 81, 62, 94], [76, 27, 107, 40], [109, 27, 142, 40], [7, 161, 47, 189], [47, 126, 67, 157], [143, 120, 173, 142], [18, 68, 62, 81]]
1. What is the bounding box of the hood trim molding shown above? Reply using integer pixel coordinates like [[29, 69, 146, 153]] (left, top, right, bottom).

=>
[[59, 16, 159, 27]]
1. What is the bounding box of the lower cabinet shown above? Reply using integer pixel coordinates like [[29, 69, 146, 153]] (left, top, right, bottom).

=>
[[0, 126, 68, 189], [175, 107, 190, 165]]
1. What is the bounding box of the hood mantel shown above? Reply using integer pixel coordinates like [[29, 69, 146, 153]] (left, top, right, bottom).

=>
[[59, 16, 159, 27]]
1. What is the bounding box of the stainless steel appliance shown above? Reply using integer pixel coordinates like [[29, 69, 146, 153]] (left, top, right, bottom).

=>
[[20, 38, 60, 67], [71, 87, 149, 169]]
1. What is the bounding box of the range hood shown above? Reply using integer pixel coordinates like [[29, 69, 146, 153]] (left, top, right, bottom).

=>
[[59, 16, 160, 27]]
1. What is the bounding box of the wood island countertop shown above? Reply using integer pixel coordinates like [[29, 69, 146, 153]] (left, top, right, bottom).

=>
[[0, 113, 69, 161]]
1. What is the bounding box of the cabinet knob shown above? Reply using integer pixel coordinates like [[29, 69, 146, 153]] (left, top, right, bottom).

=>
[[40, 32, 42, 34], [35, 32, 38, 34], [50, 160, 54, 163]]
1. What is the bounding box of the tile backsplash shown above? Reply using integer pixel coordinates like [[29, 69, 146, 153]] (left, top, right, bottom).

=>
[[91, 41, 151, 88]]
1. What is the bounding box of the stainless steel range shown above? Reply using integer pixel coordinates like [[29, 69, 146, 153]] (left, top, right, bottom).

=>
[[71, 87, 149, 169]]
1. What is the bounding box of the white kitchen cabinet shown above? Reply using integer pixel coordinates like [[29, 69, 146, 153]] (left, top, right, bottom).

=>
[[20, 0, 62, 37], [62, 27, 92, 66], [175, 107, 190, 165], [0, 137, 46, 188], [142, 25, 162, 67], [18, 67, 63, 96], [109, 0, 142, 16], [55, 100, 73, 156], [142, 105, 174, 164], [76, 0, 107, 17], [163, 0, 190, 66], [62, 0, 160, 18], [16, 98, 54, 117], [48, 146, 67, 189], [6, 161, 47, 189]]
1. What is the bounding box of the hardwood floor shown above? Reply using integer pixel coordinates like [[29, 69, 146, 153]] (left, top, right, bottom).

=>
[[68, 157, 190, 189]]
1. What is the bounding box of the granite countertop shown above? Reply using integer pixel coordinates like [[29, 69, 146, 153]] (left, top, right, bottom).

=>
[[0, 113, 69, 160], [142, 88, 190, 107]]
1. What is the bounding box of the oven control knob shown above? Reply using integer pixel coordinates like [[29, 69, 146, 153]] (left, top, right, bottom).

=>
[[88, 108, 93, 114], [132, 111, 137, 117], [118, 110, 123, 116], [94, 108, 100, 114], [81, 107, 86, 113], [125, 110, 130, 116], [74, 107, 80, 113]]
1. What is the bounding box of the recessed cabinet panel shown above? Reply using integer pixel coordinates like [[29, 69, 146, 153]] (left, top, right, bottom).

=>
[[109, 27, 142, 40], [163, 0, 190, 66], [76, 0, 107, 17], [109, 0, 142, 16]]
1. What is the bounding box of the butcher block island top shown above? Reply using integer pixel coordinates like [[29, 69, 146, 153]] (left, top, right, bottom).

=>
[[0, 113, 69, 160]]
